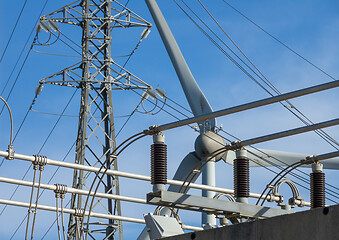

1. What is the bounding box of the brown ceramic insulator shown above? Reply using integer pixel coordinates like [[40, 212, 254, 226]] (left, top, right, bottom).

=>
[[234, 157, 249, 198], [311, 171, 325, 208], [151, 143, 167, 185]]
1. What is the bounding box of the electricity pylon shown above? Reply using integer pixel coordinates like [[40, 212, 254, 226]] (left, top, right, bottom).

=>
[[37, 0, 151, 239]]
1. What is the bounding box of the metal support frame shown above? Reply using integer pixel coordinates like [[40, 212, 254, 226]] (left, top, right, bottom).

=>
[[37, 1, 152, 239], [147, 191, 293, 219]]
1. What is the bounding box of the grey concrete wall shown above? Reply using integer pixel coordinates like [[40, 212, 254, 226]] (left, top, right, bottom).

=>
[[163, 205, 339, 240]]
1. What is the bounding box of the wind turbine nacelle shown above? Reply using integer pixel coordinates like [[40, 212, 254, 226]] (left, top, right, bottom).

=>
[[194, 131, 226, 161]]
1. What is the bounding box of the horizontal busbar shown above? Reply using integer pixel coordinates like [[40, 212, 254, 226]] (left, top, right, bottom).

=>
[[149, 79, 339, 133]]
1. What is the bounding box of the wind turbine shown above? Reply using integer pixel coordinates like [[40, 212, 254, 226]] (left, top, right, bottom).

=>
[[139, 0, 339, 238]]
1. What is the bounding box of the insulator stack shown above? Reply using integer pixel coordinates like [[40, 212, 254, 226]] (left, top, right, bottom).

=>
[[234, 157, 249, 199], [151, 143, 167, 185], [310, 171, 325, 208]]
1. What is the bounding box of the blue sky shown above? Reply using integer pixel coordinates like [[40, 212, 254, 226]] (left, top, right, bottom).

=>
[[0, 0, 339, 239]]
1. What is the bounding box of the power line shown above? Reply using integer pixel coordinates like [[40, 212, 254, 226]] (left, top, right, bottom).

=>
[[0, 0, 50, 114], [196, 0, 339, 149], [0, 0, 29, 64], [0, 47, 33, 116], [221, 0, 336, 81], [9, 142, 76, 240], [172, 0, 339, 202], [175, 0, 339, 152], [190, 0, 339, 149], [0, 90, 77, 219]]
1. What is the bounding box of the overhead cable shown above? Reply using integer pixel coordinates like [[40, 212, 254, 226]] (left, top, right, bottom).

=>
[[221, 0, 337, 81], [178, 0, 339, 150], [0, 0, 29, 64]]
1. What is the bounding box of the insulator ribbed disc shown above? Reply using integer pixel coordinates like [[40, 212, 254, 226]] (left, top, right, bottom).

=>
[[311, 172, 325, 208], [151, 143, 167, 185], [234, 158, 249, 198]]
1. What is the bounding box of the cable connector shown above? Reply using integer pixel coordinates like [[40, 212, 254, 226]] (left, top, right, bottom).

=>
[[267, 193, 275, 202], [6, 144, 14, 160], [74, 208, 85, 219], [230, 140, 242, 150], [145, 125, 160, 135], [54, 184, 67, 199], [33, 155, 47, 170], [289, 197, 305, 207], [302, 155, 319, 165], [274, 194, 284, 204]]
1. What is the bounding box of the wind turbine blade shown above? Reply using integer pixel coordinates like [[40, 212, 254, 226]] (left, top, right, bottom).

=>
[[145, 0, 216, 132], [224, 148, 339, 169], [167, 151, 202, 193]]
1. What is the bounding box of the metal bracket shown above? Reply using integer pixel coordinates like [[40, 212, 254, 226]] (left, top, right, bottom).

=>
[[33, 155, 47, 170], [6, 145, 14, 160], [147, 191, 293, 219]]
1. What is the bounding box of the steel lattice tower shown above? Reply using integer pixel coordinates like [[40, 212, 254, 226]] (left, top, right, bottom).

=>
[[37, 0, 151, 239]]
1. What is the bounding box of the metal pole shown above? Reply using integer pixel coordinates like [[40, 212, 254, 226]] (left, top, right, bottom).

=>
[[103, 1, 122, 238], [150, 79, 339, 133], [0, 198, 203, 231], [235, 118, 339, 149], [0, 176, 146, 204], [69, 1, 90, 238], [0, 150, 313, 206], [202, 159, 216, 226]]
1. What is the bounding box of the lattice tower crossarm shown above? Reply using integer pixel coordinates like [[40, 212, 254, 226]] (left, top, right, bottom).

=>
[[35, 0, 152, 239]]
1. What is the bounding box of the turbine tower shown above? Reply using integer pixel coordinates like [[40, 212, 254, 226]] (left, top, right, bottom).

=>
[[37, 0, 151, 239]]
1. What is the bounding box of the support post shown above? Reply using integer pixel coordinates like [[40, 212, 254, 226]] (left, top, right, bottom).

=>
[[202, 159, 216, 227]]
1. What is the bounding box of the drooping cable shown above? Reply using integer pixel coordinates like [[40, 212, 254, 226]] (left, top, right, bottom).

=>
[[1, 90, 77, 218], [82, 132, 148, 240], [0, 46, 33, 116], [257, 162, 304, 206], [0, 96, 14, 146], [7, 90, 78, 239], [0, 0, 29, 64], [40, 198, 71, 239], [115, 99, 143, 138], [30, 162, 45, 240], [0, 0, 50, 110], [197, 0, 339, 149], [60, 197, 66, 240], [55, 196, 62, 240], [24, 165, 38, 240], [174, 0, 339, 199]]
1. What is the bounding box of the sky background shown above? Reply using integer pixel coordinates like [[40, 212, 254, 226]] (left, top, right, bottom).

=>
[[0, 0, 339, 239]]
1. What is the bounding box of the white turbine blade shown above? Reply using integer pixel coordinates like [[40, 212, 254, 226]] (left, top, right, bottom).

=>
[[167, 151, 202, 193], [224, 148, 339, 170], [145, 0, 215, 132]]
